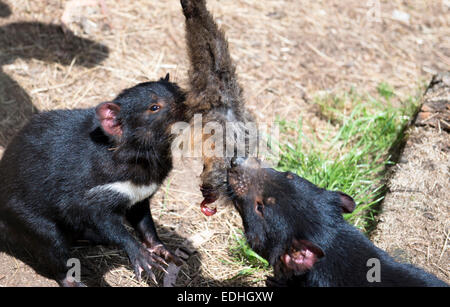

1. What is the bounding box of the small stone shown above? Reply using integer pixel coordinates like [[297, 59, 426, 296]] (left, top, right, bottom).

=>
[[417, 111, 432, 121], [392, 10, 410, 24], [420, 104, 433, 112], [399, 157, 408, 164], [423, 212, 435, 221]]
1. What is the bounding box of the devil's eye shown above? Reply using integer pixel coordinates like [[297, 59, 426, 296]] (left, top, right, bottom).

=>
[[149, 104, 161, 112], [256, 201, 264, 216], [257, 203, 263, 213]]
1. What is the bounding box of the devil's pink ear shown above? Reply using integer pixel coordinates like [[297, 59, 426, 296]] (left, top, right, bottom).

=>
[[96, 102, 122, 136], [337, 192, 356, 213], [281, 239, 324, 273]]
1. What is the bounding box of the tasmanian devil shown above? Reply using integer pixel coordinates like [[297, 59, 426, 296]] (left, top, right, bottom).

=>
[[227, 157, 448, 287], [0, 74, 186, 286]]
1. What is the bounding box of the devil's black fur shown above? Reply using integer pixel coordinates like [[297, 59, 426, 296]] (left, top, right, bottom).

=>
[[227, 158, 448, 287], [0, 76, 186, 286]]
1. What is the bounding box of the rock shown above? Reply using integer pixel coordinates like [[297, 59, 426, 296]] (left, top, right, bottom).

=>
[[423, 212, 435, 221], [392, 10, 410, 24], [416, 72, 450, 131]]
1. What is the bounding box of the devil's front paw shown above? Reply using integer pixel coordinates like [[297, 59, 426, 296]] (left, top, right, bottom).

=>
[[145, 242, 183, 267], [130, 246, 168, 283]]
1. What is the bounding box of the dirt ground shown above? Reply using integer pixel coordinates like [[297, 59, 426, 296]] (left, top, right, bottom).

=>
[[371, 73, 450, 284], [0, 0, 448, 286]]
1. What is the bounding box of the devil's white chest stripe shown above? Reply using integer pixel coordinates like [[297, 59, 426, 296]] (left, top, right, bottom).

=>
[[89, 181, 159, 205]]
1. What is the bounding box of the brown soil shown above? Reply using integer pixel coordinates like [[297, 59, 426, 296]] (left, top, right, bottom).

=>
[[371, 73, 450, 284]]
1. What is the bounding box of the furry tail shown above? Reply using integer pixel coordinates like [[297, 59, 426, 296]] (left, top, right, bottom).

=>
[[181, 0, 244, 114], [181, 0, 256, 208]]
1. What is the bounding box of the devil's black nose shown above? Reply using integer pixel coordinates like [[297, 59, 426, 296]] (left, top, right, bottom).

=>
[[231, 156, 246, 168]]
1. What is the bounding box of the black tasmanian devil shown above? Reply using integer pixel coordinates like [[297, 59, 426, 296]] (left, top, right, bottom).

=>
[[0, 74, 186, 286], [227, 157, 448, 287]]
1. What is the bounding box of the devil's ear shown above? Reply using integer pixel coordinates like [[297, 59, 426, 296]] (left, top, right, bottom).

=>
[[337, 192, 356, 213], [281, 239, 324, 273], [96, 102, 122, 136]]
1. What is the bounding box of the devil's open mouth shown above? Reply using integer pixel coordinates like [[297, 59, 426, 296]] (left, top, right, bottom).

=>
[[199, 184, 218, 216], [200, 197, 217, 216]]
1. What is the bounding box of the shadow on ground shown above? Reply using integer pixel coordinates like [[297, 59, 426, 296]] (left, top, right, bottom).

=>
[[0, 0, 109, 147], [0, 222, 255, 287]]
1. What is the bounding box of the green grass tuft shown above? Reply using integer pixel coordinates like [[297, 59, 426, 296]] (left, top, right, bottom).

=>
[[277, 84, 421, 230], [377, 82, 396, 101], [224, 229, 270, 279]]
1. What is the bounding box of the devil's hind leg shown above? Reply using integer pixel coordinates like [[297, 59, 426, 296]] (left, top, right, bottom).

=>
[[1, 213, 80, 286]]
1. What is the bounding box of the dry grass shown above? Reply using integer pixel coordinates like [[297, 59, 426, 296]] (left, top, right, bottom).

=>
[[0, 0, 448, 286]]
